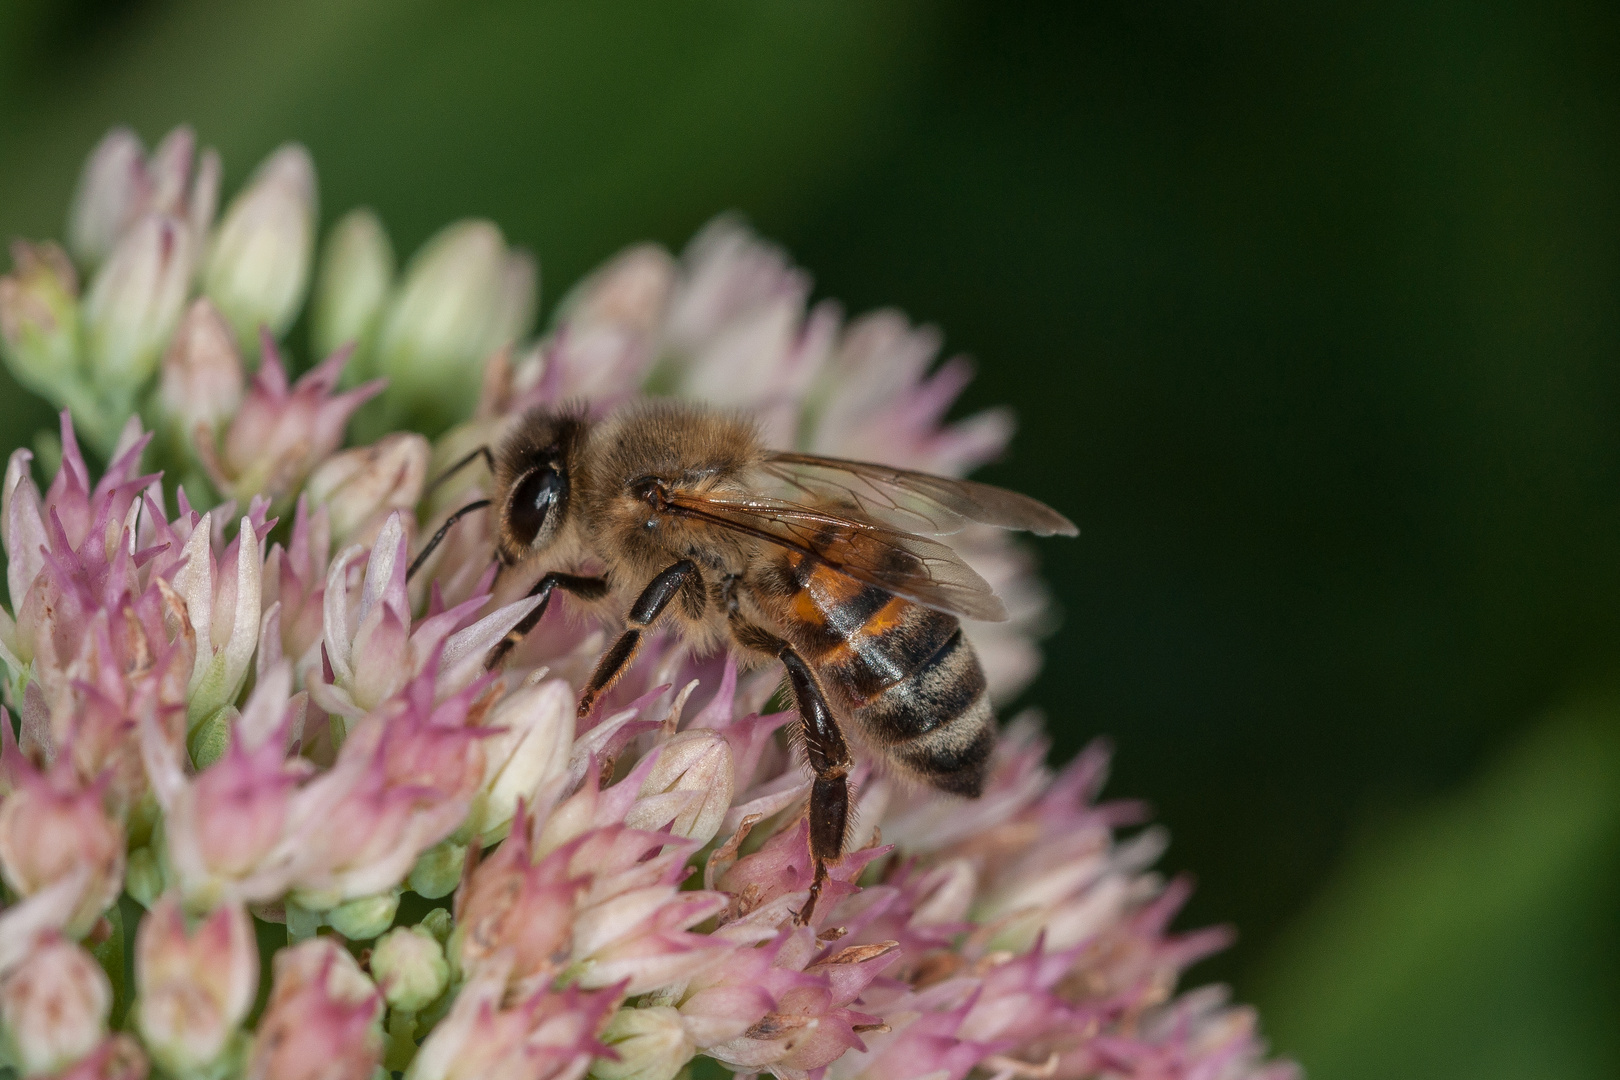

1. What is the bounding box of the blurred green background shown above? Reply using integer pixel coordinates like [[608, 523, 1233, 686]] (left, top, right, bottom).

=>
[[3, 2, 1618, 1076]]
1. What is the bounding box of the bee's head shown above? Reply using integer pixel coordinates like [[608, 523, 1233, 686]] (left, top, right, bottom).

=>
[[494, 407, 586, 565]]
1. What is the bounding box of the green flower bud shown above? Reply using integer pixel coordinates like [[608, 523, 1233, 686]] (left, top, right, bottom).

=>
[[373, 220, 536, 434], [408, 839, 466, 900], [370, 926, 449, 1013], [204, 144, 317, 350], [325, 889, 401, 941], [312, 209, 395, 361], [0, 242, 82, 406], [589, 1007, 694, 1080], [125, 847, 165, 909], [418, 907, 452, 945]]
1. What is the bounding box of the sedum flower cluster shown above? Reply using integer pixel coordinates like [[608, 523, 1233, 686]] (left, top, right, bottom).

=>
[[0, 126, 1298, 1080]]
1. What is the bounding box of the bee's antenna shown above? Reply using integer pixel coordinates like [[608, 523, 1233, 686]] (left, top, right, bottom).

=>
[[427, 445, 497, 497], [408, 499, 492, 581]]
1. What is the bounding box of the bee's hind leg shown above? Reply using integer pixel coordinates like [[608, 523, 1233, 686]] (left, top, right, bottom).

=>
[[729, 616, 850, 926]]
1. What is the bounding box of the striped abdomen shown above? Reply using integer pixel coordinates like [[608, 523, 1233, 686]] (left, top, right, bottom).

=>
[[768, 551, 994, 797]]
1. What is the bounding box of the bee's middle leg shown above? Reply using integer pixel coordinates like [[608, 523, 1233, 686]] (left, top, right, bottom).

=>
[[577, 559, 701, 718], [729, 616, 850, 925]]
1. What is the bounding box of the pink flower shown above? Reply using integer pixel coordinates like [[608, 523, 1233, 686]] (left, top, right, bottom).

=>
[[807, 310, 1011, 478], [0, 420, 188, 809], [158, 298, 246, 452], [464, 676, 575, 844], [52, 1035, 149, 1080], [407, 952, 615, 1080], [82, 214, 196, 426], [697, 929, 898, 1079], [458, 794, 728, 998], [304, 432, 429, 547], [285, 671, 486, 906], [663, 218, 837, 444], [170, 504, 273, 729], [0, 755, 125, 938], [142, 665, 312, 908], [246, 938, 382, 1080], [134, 894, 258, 1074], [202, 334, 382, 508], [1073, 987, 1301, 1080], [312, 512, 541, 720], [0, 934, 112, 1076], [452, 804, 585, 991], [623, 728, 734, 846], [261, 496, 333, 684], [496, 243, 675, 413]]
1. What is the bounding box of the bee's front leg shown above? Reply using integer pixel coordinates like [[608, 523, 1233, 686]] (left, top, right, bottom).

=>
[[484, 571, 611, 670]]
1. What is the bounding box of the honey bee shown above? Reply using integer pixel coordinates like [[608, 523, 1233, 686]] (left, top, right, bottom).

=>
[[411, 399, 1076, 920]]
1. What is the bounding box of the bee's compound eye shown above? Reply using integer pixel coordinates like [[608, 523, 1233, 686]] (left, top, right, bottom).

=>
[[508, 465, 564, 549]]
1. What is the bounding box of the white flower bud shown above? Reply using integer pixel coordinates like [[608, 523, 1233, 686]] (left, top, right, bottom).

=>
[[0, 937, 111, 1077], [67, 127, 148, 269], [374, 220, 536, 431], [625, 729, 734, 847], [203, 144, 317, 347], [82, 213, 194, 399], [311, 209, 394, 360], [304, 433, 429, 547], [370, 926, 449, 1013], [589, 1006, 694, 1080], [467, 678, 573, 843]]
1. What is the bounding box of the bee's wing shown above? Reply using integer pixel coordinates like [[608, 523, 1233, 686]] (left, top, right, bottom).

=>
[[761, 451, 1077, 538], [663, 491, 1010, 622]]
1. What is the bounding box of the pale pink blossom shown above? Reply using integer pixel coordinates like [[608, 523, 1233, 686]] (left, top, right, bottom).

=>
[[260, 496, 333, 684], [285, 671, 486, 906], [158, 298, 245, 449], [0, 934, 111, 1076], [134, 894, 258, 1074], [407, 952, 614, 1080], [246, 939, 382, 1080], [0, 755, 124, 939], [82, 213, 196, 411], [202, 334, 382, 508], [0, 129, 1296, 1080], [311, 512, 541, 719], [304, 432, 429, 546]]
